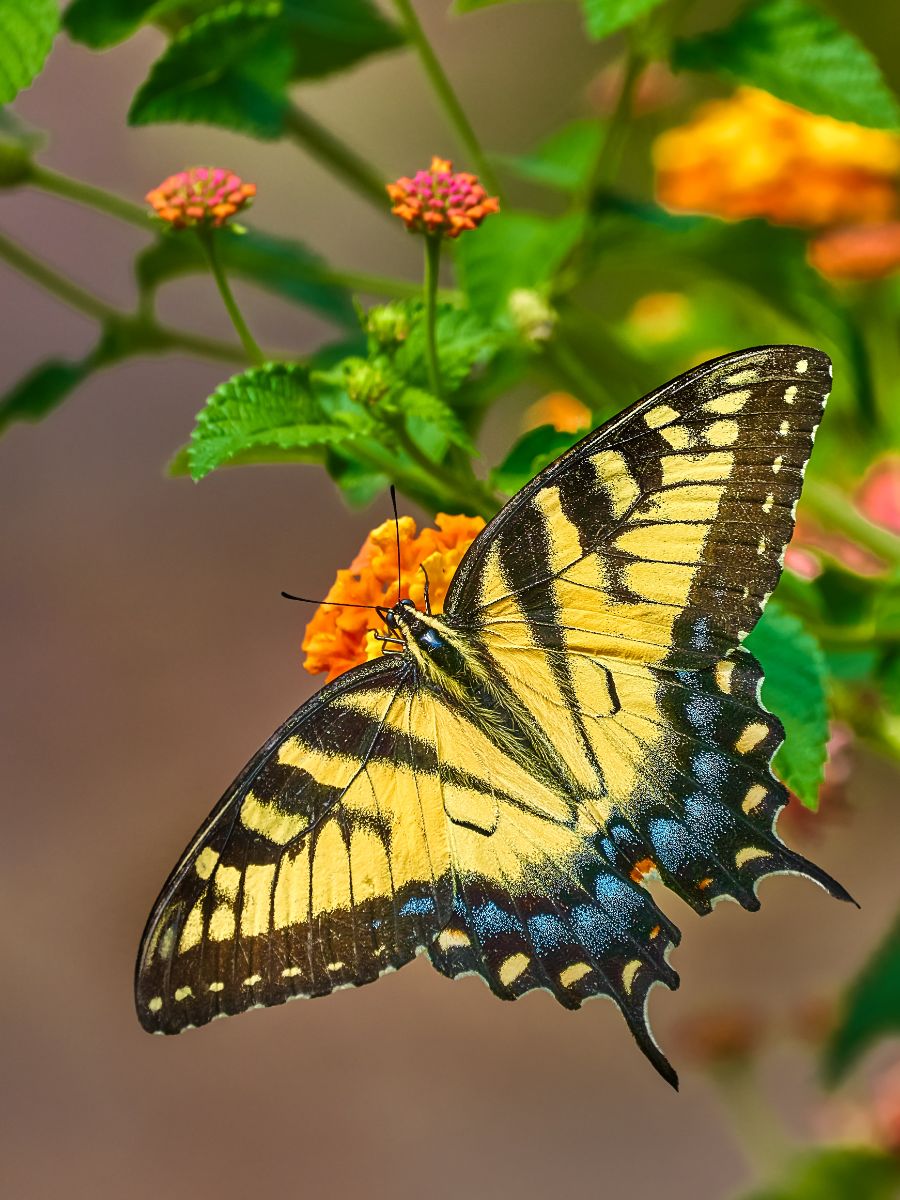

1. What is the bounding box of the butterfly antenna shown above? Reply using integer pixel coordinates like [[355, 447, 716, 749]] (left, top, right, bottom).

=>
[[280, 591, 382, 612], [390, 484, 402, 601]]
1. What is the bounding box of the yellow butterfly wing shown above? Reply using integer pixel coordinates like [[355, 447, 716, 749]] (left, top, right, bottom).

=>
[[444, 346, 852, 915], [136, 657, 454, 1033]]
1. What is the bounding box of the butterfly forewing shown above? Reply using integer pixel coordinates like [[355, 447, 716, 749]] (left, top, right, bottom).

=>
[[445, 346, 849, 916], [136, 657, 454, 1033]]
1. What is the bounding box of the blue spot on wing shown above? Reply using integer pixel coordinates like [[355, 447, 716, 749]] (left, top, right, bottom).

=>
[[527, 912, 567, 954], [399, 897, 436, 917], [472, 900, 521, 938]]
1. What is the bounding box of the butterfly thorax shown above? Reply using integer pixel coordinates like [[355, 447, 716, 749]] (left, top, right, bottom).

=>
[[383, 600, 582, 802]]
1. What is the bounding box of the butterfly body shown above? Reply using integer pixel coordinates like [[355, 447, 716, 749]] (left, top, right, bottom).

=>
[[136, 346, 852, 1087]]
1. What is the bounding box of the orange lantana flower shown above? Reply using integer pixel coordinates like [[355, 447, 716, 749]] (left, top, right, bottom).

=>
[[523, 392, 591, 434], [302, 513, 485, 681], [653, 88, 900, 228]]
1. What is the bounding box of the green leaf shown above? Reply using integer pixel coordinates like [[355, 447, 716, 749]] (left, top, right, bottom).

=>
[[325, 446, 388, 507], [63, 0, 163, 48], [456, 211, 584, 319], [128, 4, 294, 139], [0, 357, 94, 433], [580, 0, 668, 41], [395, 387, 475, 455], [590, 203, 874, 419], [491, 424, 584, 495], [674, 0, 900, 132], [136, 228, 357, 328], [281, 0, 403, 82], [188, 362, 370, 479], [739, 1147, 900, 1200], [497, 120, 604, 193], [744, 601, 829, 809], [825, 914, 900, 1082], [399, 304, 507, 392], [0, 0, 58, 104]]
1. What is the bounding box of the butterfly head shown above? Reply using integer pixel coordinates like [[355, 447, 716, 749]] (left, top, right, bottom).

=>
[[376, 597, 417, 637]]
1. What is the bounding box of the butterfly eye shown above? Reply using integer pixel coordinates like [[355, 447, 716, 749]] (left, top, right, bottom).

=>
[[399, 598, 416, 610]]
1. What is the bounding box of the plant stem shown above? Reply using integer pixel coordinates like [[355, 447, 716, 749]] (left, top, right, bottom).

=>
[[196, 228, 265, 366], [0, 227, 119, 322], [392, 419, 500, 520], [712, 1064, 793, 1179], [284, 104, 388, 211], [27, 163, 150, 229], [579, 42, 646, 207], [424, 234, 443, 397], [803, 478, 900, 568], [391, 0, 502, 198]]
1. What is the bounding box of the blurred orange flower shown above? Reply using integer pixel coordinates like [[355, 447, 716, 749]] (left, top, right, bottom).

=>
[[654, 88, 900, 228], [523, 392, 591, 434], [302, 513, 484, 681]]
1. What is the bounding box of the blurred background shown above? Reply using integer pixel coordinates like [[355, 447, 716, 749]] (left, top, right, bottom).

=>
[[3, 2, 900, 1197]]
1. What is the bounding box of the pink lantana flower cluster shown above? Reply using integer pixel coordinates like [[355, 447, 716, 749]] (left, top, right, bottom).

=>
[[146, 167, 256, 229], [386, 156, 499, 238]]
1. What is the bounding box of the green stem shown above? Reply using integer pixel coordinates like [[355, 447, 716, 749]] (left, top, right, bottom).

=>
[[391, 0, 502, 198], [424, 234, 443, 398], [392, 420, 500, 520], [0, 227, 119, 322], [324, 266, 458, 303], [27, 162, 150, 229], [196, 228, 265, 366], [578, 41, 646, 207], [542, 336, 614, 414], [803, 478, 900, 568], [284, 104, 388, 211], [0, 227, 258, 365], [712, 1064, 793, 1178]]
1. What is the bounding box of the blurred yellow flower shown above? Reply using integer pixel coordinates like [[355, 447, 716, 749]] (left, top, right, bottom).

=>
[[523, 392, 591, 434], [654, 88, 900, 227], [625, 292, 692, 343], [302, 513, 485, 681]]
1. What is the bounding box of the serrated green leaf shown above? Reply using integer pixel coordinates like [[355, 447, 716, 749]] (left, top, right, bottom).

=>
[[0, 357, 94, 433], [456, 211, 584, 319], [189, 362, 370, 479], [0, 0, 58, 104], [129, 4, 294, 138], [580, 0, 667, 41], [744, 601, 829, 809], [674, 0, 900, 132], [825, 914, 900, 1083], [491, 424, 584, 495], [497, 120, 604, 193], [739, 1146, 900, 1200], [136, 228, 357, 328]]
